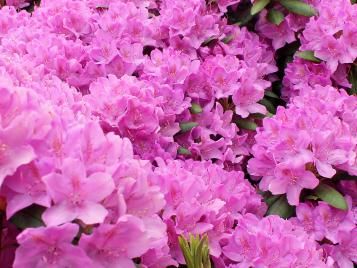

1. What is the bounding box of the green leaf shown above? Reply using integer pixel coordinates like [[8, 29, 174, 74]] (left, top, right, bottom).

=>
[[314, 183, 348, 210], [265, 90, 280, 99], [179, 236, 194, 268], [305, 195, 319, 200], [266, 195, 295, 219], [190, 103, 203, 114], [235, 118, 257, 131], [296, 50, 322, 63], [279, 0, 316, 17], [259, 98, 276, 114], [251, 0, 270, 15], [202, 36, 218, 46], [10, 205, 45, 229], [233, 9, 255, 27], [264, 194, 281, 206], [221, 35, 234, 44], [179, 234, 211, 268], [348, 65, 357, 95], [194, 237, 205, 268], [178, 146, 191, 156], [250, 113, 266, 119], [267, 9, 285, 25], [179, 122, 198, 133]]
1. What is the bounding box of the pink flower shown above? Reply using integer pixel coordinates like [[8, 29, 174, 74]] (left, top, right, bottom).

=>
[[79, 215, 153, 268], [282, 58, 332, 99], [323, 229, 357, 268], [150, 159, 265, 261], [0, 128, 35, 188], [314, 201, 355, 243], [13, 224, 93, 267], [223, 214, 328, 267], [256, 10, 296, 50], [301, 0, 357, 72], [311, 131, 350, 178], [5, 0, 30, 9], [270, 154, 319, 205], [216, 0, 240, 13], [42, 158, 115, 226], [294, 203, 316, 234], [0, 86, 36, 187], [3, 163, 51, 219], [294, 199, 355, 244]]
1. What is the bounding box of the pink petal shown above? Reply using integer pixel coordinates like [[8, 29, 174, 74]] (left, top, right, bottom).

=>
[[6, 194, 32, 219], [43, 173, 71, 202], [42, 202, 77, 226], [299, 171, 319, 189], [83, 172, 115, 202], [110, 257, 136, 268], [316, 161, 336, 178], [286, 185, 302, 206], [328, 149, 348, 165], [77, 201, 108, 224], [62, 158, 86, 179], [0, 145, 35, 186], [268, 178, 288, 195]]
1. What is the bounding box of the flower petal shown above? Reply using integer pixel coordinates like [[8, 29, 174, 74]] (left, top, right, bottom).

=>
[[42, 202, 77, 226]]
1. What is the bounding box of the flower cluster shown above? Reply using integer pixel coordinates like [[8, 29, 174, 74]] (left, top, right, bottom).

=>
[[0, 0, 356, 267], [248, 85, 357, 205], [222, 213, 330, 267], [301, 0, 357, 72], [150, 159, 265, 262], [292, 199, 356, 267]]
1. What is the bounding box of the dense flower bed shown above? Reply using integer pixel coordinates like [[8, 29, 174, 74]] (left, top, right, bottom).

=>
[[0, 0, 356, 267]]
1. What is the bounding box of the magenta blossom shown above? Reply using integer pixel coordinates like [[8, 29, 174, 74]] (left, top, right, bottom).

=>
[[42, 158, 115, 226], [79, 215, 154, 268], [13, 224, 93, 268]]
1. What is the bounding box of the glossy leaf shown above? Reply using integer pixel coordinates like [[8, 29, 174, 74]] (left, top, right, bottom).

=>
[[296, 50, 322, 63], [280, 0, 316, 17], [10, 205, 45, 230], [251, 0, 270, 15], [235, 118, 257, 131], [180, 122, 198, 133], [265, 90, 280, 99], [314, 183, 348, 210], [348, 65, 357, 95], [266, 195, 295, 219], [178, 146, 192, 156], [267, 9, 285, 25], [259, 98, 276, 114], [190, 103, 203, 114], [221, 35, 234, 44], [178, 234, 211, 268]]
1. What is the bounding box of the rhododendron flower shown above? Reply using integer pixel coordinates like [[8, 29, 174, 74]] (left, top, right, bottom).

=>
[[0, 86, 37, 186], [13, 224, 93, 267], [249, 85, 357, 205], [150, 159, 265, 261], [0, 129, 35, 188], [5, 0, 30, 9], [79, 215, 153, 268], [223, 214, 328, 267], [301, 0, 357, 72], [3, 163, 51, 219], [0, 0, 356, 266], [294, 199, 355, 243], [271, 159, 319, 205], [323, 229, 357, 268], [42, 158, 114, 226]]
